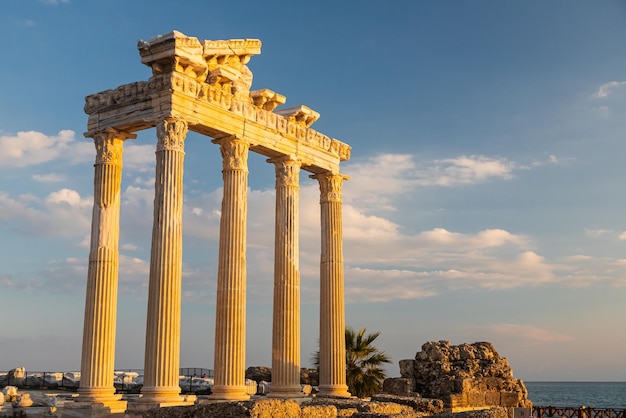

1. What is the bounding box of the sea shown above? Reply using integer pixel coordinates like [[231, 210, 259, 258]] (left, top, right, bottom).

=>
[[525, 382, 626, 409]]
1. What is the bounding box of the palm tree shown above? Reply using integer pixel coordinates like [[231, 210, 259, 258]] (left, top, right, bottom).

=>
[[345, 326, 392, 398], [312, 326, 392, 398]]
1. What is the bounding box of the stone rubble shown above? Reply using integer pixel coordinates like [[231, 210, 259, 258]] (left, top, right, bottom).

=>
[[395, 341, 532, 411]]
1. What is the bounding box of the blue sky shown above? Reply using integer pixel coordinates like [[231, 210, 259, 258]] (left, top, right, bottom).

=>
[[1, 0, 626, 382]]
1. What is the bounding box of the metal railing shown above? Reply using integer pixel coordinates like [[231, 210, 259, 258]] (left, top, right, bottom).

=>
[[534, 406, 626, 418], [0, 368, 215, 394]]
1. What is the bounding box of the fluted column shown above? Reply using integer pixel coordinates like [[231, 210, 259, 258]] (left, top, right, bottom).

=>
[[210, 135, 250, 401], [77, 128, 135, 411], [140, 118, 188, 405], [312, 172, 351, 398], [268, 156, 302, 398]]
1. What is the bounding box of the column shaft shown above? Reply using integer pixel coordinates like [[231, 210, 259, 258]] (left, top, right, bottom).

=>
[[268, 157, 302, 397], [78, 129, 134, 410], [140, 118, 188, 404], [313, 173, 351, 398], [210, 136, 250, 401]]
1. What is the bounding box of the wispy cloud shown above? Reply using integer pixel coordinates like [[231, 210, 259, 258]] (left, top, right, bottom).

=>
[[418, 155, 516, 186], [344, 153, 517, 212], [0, 130, 92, 168], [40, 0, 70, 4], [3, 150, 623, 304], [0, 188, 91, 239], [592, 81, 626, 99], [32, 173, 66, 182], [480, 323, 575, 343]]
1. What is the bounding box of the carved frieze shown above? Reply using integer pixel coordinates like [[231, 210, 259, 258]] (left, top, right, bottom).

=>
[[85, 73, 351, 162], [156, 118, 188, 152]]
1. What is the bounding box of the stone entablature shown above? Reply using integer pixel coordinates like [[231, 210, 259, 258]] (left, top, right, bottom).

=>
[[84, 31, 350, 174]]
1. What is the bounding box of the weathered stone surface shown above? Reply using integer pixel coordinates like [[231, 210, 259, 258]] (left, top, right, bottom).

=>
[[246, 366, 272, 383], [399, 341, 531, 410], [16, 393, 33, 407], [300, 404, 337, 418], [250, 399, 300, 417], [371, 394, 444, 414], [382, 377, 416, 396], [399, 359, 415, 379], [139, 401, 254, 417], [300, 368, 319, 386], [431, 406, 510, 418]]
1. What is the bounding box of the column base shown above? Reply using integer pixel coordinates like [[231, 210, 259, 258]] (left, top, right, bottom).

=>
[[209, 385, 250, 401], [127, 395, 196, 411], [64, 400, 128, 416], [76, 387, 121, 402], [137, 386, 195, 406], [267, 385, 306, 398], [317, 384, 351, 398]]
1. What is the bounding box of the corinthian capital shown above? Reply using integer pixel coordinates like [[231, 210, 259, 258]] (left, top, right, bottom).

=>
[[213, 136, 249, 171], [91, 128, 136, 165], [311, 172, 350, 203], [156, 118, 188, 152], [269, 156, 301, 188]]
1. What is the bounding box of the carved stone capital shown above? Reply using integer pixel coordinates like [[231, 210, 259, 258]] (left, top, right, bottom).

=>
[[311, 172, 350, 203], [269, 156, 301, 188], [90, 128, 136, 165], [213, 136, 249, 171], [156, 118, 188, 152]]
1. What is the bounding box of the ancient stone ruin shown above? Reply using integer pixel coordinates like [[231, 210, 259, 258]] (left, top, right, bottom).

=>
[[73, 30, 353, 415], [392, 341, 531, 412]]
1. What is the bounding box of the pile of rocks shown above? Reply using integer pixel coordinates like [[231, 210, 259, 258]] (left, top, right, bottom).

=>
[[0, 385, 59, 416], [390, 341, 531, 411]]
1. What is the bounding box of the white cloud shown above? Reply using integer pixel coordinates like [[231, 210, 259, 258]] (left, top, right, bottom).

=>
[[124, 144, 158, 172], [420, 155, 515, 186], [0, 130, 92, 168], [592, 81, 626, 99], [346, 268, 437, 303], [619, 232, 626, 240], [0, 189, 92, 239]]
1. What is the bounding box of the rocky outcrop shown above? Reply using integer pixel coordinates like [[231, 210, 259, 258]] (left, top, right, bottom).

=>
[[397, 341, 531, 411]]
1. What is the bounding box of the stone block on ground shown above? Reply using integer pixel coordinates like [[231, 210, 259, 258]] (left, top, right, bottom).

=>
[[371, 394, 444, 413], [300, 404, 337, 418], [382, 377, 416, 396], [250, 398, 300, 418]]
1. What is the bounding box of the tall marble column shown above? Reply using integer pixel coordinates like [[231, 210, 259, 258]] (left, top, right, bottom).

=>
[[140, 118, 191, 406], [312, 172, 351, 398], [77, 128, 135, 413], [268, 156, 302, 398], [210, 135, 250, 401]]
